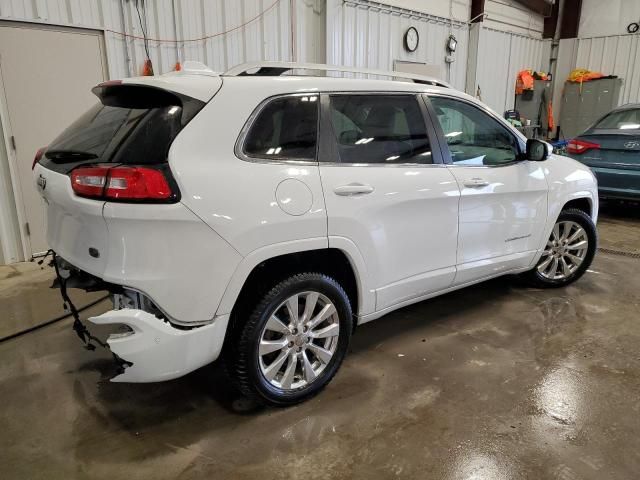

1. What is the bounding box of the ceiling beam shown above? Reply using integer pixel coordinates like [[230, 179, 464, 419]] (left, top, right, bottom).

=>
[[544, 0, 582, 39], [511, 0, 554, 16], [470, 0, 486, 23]]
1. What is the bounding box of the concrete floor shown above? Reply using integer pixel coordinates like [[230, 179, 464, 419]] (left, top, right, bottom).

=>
[[0, 261, 105, 340], [1, 202, 640, 479]]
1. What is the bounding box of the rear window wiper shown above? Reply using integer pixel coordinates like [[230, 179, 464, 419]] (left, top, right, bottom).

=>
[[45, 149, 99, 161]]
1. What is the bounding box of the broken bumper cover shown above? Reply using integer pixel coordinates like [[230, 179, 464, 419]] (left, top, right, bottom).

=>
[[89, 309, 229, 383]]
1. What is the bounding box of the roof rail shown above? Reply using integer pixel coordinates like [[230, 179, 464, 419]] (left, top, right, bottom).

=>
[[224, 62, 450, 88]]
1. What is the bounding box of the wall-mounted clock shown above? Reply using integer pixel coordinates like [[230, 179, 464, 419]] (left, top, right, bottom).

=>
[[404, 27, 419, 52]]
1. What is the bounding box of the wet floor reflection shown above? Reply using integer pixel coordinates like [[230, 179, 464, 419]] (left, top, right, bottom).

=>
[[1, 238, 640, 478]]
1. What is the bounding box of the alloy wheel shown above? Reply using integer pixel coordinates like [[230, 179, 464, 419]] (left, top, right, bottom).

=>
[[258, 291, 340, 390], [537, 220, 589, 280]]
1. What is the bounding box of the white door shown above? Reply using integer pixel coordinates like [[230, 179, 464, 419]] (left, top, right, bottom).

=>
[[427, 95, 548, 285], [319, 93, 460, 314], [0, 24, 107, 258]]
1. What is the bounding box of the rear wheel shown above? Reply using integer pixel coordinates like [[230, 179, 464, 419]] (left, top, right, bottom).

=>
[[228, 273, 352, 406], [523, 208, 597, 288]]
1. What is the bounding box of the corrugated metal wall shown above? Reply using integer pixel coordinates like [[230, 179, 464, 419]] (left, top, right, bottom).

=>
[[326, 0, 469, 91], [475, 26, 551, 115], [0, 0, 325, 79], [0, 0, 325, 264], [553, 35, 640, 127], [483, 0, 544, 37], [325, 0, 551, 113], [1, 0, 553, 108], [574, 34, 640, 105]]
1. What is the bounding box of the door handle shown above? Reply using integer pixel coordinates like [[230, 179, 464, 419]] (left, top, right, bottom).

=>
[[333, 183, 375, 196], [463, 177, 490, 188]]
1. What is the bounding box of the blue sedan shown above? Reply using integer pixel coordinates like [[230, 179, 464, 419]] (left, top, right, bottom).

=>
[[567, 104, 640, 200]]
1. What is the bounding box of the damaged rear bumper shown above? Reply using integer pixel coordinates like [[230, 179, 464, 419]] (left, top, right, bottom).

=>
[[89, 309, 229, 382]]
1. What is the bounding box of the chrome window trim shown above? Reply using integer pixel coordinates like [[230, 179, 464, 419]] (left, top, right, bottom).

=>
[[234, 92, 321, 165], [444, 161, 527, 169], [319, 162, 448, 168], [425, 93, 527, 169]]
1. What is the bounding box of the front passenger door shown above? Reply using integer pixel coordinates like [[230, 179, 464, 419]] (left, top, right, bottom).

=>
[[427, 95, 548, 285]]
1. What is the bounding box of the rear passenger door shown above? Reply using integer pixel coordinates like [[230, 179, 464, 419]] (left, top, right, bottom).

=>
[[318, 93, 460, 315]]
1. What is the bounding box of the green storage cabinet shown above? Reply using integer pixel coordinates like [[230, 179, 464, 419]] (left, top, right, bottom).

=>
[[559, 77, 623, 139]]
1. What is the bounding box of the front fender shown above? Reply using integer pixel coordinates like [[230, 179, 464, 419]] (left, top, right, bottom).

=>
[[538, 154, 598, 257]]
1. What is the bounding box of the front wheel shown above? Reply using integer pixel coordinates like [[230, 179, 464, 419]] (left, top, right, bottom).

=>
[[523, 208, 597, 288], [228, 273, 353, 406]]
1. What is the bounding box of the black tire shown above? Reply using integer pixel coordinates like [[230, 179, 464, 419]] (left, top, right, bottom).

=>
[[522, 208, 597, 288], [227, 273, 353, 407]]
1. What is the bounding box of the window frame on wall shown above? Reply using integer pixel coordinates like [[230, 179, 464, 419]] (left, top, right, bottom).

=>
[[318, 92, 446, 166], [423, 93, 527, 168], [236, 93, 321, 164]]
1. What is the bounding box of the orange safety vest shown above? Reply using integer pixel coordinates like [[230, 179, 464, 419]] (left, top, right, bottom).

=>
[[515, 70, 535, 95]]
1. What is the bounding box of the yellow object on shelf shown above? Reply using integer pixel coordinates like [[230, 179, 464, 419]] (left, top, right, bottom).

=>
[[568, 68, 604, 83]]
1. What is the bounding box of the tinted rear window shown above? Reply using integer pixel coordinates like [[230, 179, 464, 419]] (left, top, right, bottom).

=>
[[329, 94, 431, 164], [42, 85, 204, 173], [47, 104, 152, 159], [243, 94, 318, 160]]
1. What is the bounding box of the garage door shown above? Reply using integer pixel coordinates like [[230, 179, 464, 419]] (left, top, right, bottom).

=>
[[0, 23, 107, 258]]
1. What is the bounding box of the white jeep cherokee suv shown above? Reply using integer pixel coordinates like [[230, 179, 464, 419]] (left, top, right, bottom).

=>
[[33, 62, 598, 406]]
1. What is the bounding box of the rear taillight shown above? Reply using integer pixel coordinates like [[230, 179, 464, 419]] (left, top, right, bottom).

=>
[[71, 167, 109, 197], [567, 139, 600, 155], [71, 166, 173, 201], [32, 147, 46, 170]]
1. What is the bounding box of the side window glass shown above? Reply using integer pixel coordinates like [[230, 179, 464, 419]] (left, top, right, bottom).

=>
[[329, 95, 432, 164], [429, 96, 520, 166], [244, 95, 318, 160]]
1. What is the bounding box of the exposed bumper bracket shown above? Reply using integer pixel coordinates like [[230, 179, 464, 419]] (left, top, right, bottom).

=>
[[49, 250, 228, 382], [49, 251, 132, 372]]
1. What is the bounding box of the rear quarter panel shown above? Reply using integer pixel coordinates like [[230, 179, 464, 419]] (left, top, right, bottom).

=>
[[168, 79, 338, 318], [169, 79, 328, 257], [102, 202, 242, 323]]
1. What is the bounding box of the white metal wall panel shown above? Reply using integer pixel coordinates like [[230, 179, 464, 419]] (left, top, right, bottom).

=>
[[0, 112, 21, 265], [483, 0, 544, 37], [475, 26, 551, 115], [0, 0, 324, 264], [0, 0, 103, 27], [0, 0, 324, 80], [327, 0, 469, 90], [111, 0, 296, 78], [574, 35, 640, 105], [296, 0, 326, 65]]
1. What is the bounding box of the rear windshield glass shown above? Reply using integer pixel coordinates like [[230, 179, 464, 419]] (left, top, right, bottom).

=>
[[595, 109, 640, 130], [42, 85, 204, 173], [47, 104, 152, 159], [46, 103, 182, 165]]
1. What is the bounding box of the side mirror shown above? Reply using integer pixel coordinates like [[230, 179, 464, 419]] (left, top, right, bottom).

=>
[[526, 139, 551, 161]]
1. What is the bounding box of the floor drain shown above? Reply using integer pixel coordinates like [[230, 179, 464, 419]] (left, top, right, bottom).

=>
[[598, 247, 640, 259]]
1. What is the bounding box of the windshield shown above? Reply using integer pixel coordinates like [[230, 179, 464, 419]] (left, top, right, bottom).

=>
[[595, 109, 640, 130]]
